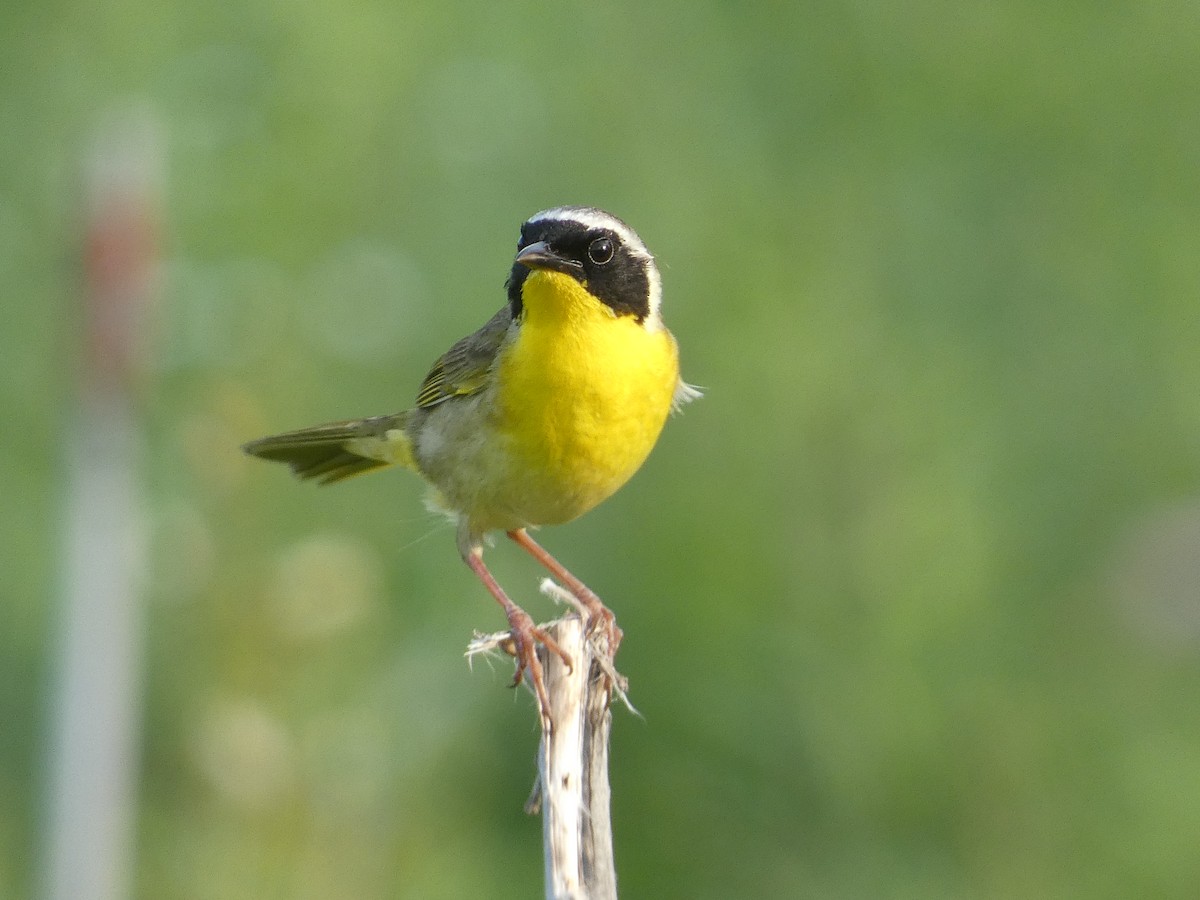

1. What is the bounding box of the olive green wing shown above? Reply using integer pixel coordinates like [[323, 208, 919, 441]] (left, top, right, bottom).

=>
[[414, 306, 513, 408]]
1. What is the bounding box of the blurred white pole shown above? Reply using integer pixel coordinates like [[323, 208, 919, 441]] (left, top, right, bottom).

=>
[[42, 108, 160, 900]]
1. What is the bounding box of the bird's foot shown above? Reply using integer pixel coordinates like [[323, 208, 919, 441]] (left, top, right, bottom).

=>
[[501, 603, 572, 732], [581, 599, 623, 658], [509, 528, 624, 658]]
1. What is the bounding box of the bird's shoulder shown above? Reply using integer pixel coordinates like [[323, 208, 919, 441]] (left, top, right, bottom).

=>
[[414, 306, 514, 409]]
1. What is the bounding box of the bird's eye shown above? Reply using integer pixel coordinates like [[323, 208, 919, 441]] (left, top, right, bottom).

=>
[[588, 236, 615, 265]]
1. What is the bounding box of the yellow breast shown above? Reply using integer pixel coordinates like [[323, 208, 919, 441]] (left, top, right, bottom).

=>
[[492, 270, 679, 526]]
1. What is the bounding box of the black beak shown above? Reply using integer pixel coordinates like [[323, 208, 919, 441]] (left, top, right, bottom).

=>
[[515, 241, 583, 276]]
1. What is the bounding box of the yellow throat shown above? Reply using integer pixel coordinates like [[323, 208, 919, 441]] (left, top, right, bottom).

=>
[[495, 269, 680, 524]]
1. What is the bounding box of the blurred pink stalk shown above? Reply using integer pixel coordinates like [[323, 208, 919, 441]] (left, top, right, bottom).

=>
[[43, 108, 160, 900]]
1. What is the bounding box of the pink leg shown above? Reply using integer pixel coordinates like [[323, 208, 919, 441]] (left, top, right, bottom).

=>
[[506, 529, 623, 654], [464, 549, 571, 730]]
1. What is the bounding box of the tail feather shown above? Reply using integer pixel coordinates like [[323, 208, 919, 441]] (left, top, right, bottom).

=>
[[243, 413, 411, 485]]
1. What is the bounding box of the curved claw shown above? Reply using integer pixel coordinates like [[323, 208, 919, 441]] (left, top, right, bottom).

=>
[[532, 625, 573, 673], [503, 609, 576, 732]]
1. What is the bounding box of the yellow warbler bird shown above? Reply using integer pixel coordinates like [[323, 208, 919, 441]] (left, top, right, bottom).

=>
[[243, 206, 699, 723]]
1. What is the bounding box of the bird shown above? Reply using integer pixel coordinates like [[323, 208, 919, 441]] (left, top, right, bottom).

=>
[[243, 206, 699, 727]]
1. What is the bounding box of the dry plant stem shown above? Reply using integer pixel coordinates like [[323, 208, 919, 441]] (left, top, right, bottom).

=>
[[536, 616, 617, 900]]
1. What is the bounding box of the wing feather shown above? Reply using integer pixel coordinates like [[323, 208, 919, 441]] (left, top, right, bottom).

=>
[[415, 307, 512, 408]]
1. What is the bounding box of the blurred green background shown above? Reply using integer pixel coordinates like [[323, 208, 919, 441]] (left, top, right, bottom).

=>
[[5, 1, 1200, 897]]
